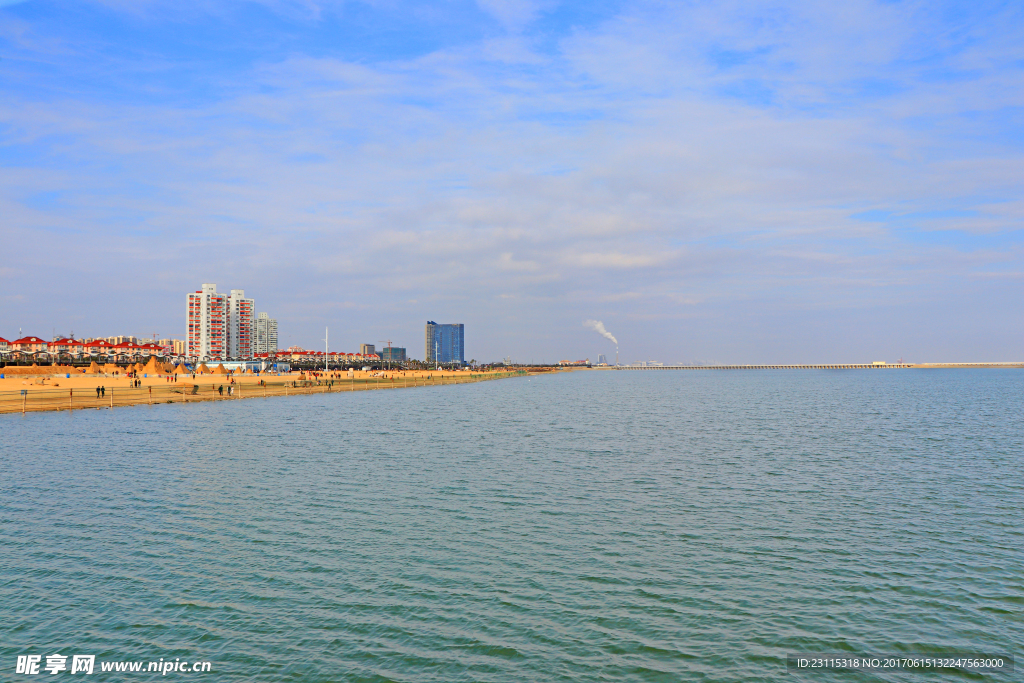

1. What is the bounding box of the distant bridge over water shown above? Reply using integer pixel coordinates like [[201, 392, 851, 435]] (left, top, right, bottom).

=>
[[608, 362, 1024, 370]]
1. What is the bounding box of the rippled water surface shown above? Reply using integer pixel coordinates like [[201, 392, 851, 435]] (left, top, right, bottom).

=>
[[2, 370, 1022, 681]]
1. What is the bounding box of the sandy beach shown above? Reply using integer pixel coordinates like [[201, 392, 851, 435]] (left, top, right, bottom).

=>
[[0, 367, 534, 414], [0, 367, 498, 392]]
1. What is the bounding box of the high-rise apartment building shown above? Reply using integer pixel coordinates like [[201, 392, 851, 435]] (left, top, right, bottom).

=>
[[228, 289, 255, 359], [360, 343, 375, 356], [425, 322, 465, 365], [189, 282, 229, 360], [187, 284, 258, 360], [255, 313, 278, 355], [187, 284, 228, 359], [380, 346, 406, 362]]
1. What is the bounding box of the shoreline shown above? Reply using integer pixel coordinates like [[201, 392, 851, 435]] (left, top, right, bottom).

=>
[[0, 369, 533, 415], [595, 363, 1024, 370]]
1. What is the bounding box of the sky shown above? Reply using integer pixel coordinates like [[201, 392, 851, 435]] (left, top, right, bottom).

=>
[[1, 0, 1022, 363]]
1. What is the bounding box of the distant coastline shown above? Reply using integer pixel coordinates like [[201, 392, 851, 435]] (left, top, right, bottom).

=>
[[597, 362, 1024, 370]]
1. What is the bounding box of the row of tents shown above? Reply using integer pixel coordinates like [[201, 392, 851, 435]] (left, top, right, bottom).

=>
[[108, 358, 257, 375]]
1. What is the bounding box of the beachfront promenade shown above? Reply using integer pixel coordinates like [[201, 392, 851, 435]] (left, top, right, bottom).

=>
[[0, 370, 527, 415]]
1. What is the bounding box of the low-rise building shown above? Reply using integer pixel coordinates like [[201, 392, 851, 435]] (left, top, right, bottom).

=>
[[84, 339, 118, 355], [12, 336, 49, 353], [50, 338, 86, 357]]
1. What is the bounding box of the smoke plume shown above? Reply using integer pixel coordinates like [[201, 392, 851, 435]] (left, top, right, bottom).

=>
[[583, 319, 618, 346]]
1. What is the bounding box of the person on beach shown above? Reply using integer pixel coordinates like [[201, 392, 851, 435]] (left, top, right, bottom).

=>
[[96, 386, 100, 398], [218, 385, 223, 396], [101, 386, 105, 397]]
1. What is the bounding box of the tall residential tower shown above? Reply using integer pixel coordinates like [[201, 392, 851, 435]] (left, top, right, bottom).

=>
[[187, 284, 258, 360], [228, 289, 255, 359], [255, 312, 278, 355], [187, 284, 228, 360]]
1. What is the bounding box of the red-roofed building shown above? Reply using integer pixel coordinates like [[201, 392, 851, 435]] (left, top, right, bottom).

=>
[[137, 343, 164, 356], [84, 339, 117, 354], [0, 337, 8, 354], [12, 336, 49, 353], [50, 338, 86, 357]]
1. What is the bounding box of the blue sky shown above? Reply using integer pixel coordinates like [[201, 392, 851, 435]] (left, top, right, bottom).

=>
[[1, 0, 1022, 362]]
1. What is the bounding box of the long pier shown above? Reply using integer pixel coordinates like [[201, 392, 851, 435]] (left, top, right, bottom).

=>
[[611, 363, 1023, 370]]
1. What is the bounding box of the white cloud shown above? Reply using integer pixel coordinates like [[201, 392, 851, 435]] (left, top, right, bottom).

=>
[[475, 0, 552, 31]]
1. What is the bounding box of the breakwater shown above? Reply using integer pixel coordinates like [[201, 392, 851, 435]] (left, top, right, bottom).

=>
[[0, 371, 528, 415]]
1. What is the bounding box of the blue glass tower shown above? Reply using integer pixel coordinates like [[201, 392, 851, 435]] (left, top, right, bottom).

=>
[[425, 322, 465, 365]]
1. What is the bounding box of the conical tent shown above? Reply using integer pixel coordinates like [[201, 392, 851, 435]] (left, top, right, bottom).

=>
[[196, 363, 211, 374], [214, 364, 228, 374], [173, 364, 189, 374]]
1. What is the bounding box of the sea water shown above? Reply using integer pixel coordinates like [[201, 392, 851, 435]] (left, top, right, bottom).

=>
[[1, 370, 1021, 681]]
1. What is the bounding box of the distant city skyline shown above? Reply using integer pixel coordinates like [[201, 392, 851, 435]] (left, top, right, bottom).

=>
[[1, 1, 1021, 363]]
